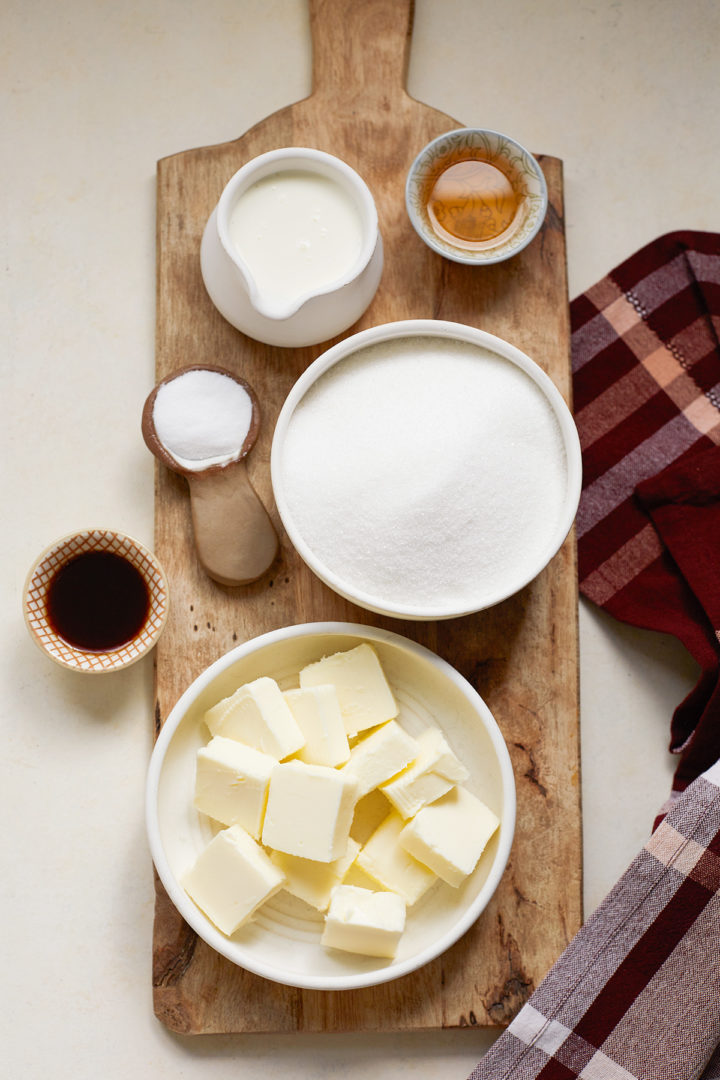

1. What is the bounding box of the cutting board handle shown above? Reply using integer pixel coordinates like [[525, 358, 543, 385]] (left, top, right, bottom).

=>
[[309, 0, 414, 100]]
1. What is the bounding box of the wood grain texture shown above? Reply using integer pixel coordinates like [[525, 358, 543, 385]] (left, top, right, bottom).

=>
[[151, 0, 581, 1035]]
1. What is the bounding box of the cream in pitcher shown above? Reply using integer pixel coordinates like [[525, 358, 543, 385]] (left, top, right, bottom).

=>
[[201, 147, 383, 348], [227, 169, 365, 312]]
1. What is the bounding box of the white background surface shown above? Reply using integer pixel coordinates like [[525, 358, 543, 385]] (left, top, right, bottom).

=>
[[3, 1, 716, 1076]]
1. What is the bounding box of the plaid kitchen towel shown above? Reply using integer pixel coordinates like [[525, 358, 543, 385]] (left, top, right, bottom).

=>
[[468, 758, 720, 1080], [572, 230, 720, 799]]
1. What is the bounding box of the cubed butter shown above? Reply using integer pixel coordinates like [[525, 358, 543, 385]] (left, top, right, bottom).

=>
[[342, 860, 387, 892], [204, 676, 305, 760], [399, 786, 500, 887], [380, 728, 463, 818], [350, 787, 392, 845], [270, 839, 360, 911], [193, 735, 274, 839], [284, 685, 350, 767], [321, 885, 406, 959], [262, 760, 359, 862], [421, 727, 470, 783], [182, 824, 285, 936], [356, 810, 436, 905], [380, 766, 452, 820], [341, 719, 419, 798], [299, 644, 398, 738]]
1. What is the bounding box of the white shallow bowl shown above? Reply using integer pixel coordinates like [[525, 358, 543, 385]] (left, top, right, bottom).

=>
[[271, 319, 582, 620], [146, 622, 515, 991]]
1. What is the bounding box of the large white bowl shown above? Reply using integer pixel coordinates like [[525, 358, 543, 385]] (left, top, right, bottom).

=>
[[271, 320, 582, 620], [146, 623, 515, 991]]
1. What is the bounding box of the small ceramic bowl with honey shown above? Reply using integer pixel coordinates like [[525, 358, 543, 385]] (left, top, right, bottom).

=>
[[405, 128, 548, 265], [23, 528, 169, 674]]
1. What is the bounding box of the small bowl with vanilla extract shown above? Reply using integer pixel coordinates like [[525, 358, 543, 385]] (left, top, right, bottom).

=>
[[23, 528, 169, 674], [405, 128, 548, 265]]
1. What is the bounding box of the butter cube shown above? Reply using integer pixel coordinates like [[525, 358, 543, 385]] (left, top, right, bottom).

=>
[[356, 811, 436, 905], [262, 760, 359, 862], [380, 766, 452, 821], [204, 676, 305, 760], [270, 839, 361, 911], [341, 719, 419, 798], [350, 788, 392, 845], [193, 735, 274, 839], [399, 787, 500, 887], [299, 644, 398, 738], [380, 728, 465, 818], [342, 860, 387, 893], [322, 885, 406, 958], [284, 685, 350, 767], [422, 727, 470, 783], [182, 824, 285, 936]]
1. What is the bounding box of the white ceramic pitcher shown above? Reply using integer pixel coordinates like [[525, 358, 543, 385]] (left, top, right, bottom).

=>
[[200, 147, 383, 349]]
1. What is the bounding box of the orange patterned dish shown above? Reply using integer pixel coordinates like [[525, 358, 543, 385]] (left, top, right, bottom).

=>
[[23, 528, 169, 674]]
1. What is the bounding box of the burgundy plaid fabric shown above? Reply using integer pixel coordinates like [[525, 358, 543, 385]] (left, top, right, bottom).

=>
[[468, 760, 720, 1080], [572, 230, 720, 798]]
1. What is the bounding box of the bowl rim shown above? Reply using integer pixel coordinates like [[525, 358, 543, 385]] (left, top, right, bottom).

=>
[[405, 126, 548, 266], [270, 319, 582, 620], [145, 621, 517, 991], [22, 527, 169, 673]]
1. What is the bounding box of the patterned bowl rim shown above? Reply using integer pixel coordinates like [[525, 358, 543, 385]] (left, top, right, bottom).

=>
[[405, 127, 549, 266], [22, 528, 169, 674]]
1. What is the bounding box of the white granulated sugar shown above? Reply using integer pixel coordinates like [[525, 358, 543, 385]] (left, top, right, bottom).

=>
[[280, 336, 568, 611], [153, 369, 253, 471]]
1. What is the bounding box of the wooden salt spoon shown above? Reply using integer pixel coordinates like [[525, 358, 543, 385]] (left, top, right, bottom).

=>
[[142, 364, 278, 586]]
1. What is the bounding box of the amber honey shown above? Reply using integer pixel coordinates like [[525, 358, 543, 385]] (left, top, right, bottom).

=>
[[425, 154, 521, 250]]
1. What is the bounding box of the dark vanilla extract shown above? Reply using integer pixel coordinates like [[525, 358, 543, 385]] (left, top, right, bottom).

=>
[[46, 551, 150, 651]]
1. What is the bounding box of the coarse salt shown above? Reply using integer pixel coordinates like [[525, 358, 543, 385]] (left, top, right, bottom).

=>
[[152, 369, 254, 472], [278, 336, 568, 612]]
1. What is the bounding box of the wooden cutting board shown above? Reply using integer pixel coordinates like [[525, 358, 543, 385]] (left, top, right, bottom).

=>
[[151, 0, 581, 1036]]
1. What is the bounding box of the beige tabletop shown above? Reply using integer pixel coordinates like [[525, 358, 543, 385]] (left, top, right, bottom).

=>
[[3, 1, 717, 1076]]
